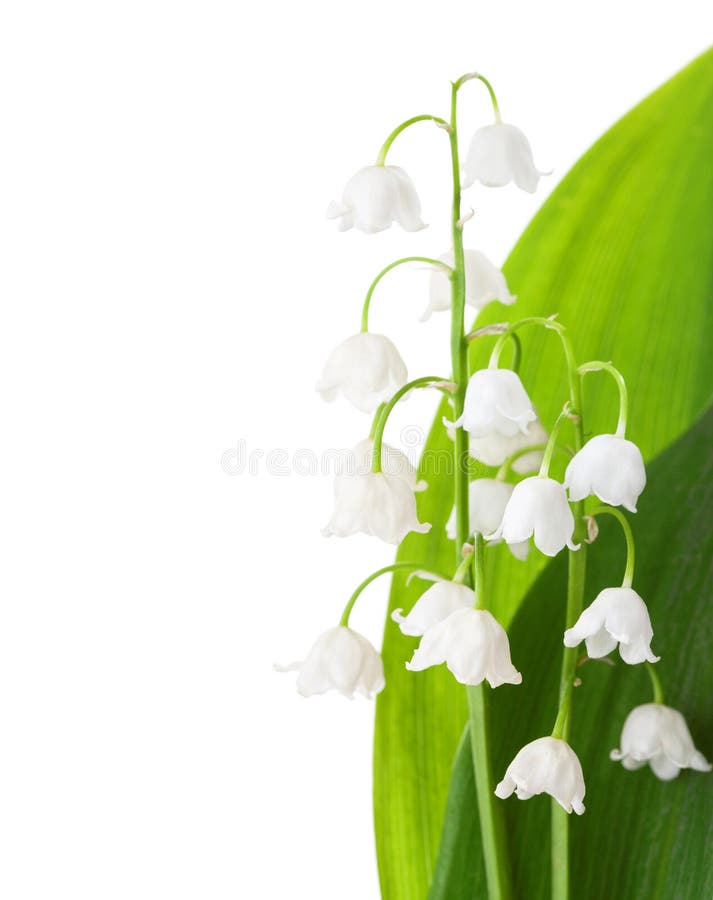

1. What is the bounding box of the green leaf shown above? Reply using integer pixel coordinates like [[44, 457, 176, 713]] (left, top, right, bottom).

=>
[[374, 48, 713, 899], [429, 401, 713, 899]]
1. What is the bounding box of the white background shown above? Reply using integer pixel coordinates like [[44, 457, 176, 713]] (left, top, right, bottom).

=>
[[0, 2, 710, 897]]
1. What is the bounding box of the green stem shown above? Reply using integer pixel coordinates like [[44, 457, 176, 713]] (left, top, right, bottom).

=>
[[507, 333, 522, 373], [371, 376, 453, 473], [376, 114, 450, 165], [538, 404, 574, 478], [368, 404, 386, 440], [551, 530, 587, 900], [551, 805, 569, 899], [589, 505, 635, 588], [449, 85, 470, 562], [646, 661, 665, 705], [472, 533, 486, 609], [578, 361, 629, 437], [360, 257, 452, 332], [490, 317, 581, 440], [551, 540, 587, 742], [465, 328, 521, 371], [468, 685, 511, 898], [450, 80, 512, 900], [548, 333, 586, 900], [496, 443, 548, 480], [338, 562, 450, 627], [454, 72, 502, 122], [453, 547, 476, 584]]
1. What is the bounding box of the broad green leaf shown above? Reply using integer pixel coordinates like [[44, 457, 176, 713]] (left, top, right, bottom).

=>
[[429, 401, 713, 899], [374, 48, 713, 899]]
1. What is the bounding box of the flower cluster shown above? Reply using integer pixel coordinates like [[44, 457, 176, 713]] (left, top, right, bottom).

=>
[[279, 70, 709, 852]]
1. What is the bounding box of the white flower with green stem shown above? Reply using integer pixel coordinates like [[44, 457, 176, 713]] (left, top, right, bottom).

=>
[[611, 666, 711, 781], [281, 68, 710, 900]]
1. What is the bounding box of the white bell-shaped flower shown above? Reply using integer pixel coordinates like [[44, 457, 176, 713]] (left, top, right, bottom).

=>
[[327, 165, 426, 233], [350, 438, 426, 492], [316, 333, 407, 413], [564, 433, 646, 512], [563, 587, 659, 664], [488, 476, 579, 557], [463, 123, 545, 193], [405, 608, 521, 687], [495, 737, 586, 814], [421, 249, 515, 321], [392, 581, 474, 637], [454, 369, 536, 437], [469, 417, 548, 474], [610, 703, 712, 781], [323, 470, 430, 544], [446, 479, 529, 560], [277, 626, 384, 699]]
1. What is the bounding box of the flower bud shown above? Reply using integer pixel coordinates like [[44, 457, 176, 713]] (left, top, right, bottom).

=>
[[316, 333, 407, 413], [454, 369, 536, 438], [405, 608, 521, 688], [611, 703, 711, 780], [277, 626, 384, 699], [565, 434, 646, 512], [563, 587, 659, 664], [327, 165, 426, 233], [392, 581, 474, 637], [323, 470, 430, 545], [446, 478, 529, 560], [463, 123, 545, 193], [496, 737, 586, 814], [488, 476, 579, 557]]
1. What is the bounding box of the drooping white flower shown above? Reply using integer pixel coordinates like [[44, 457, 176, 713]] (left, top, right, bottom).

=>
[[405, 608, 521, 687], [445, 479, 529, 560], [469, 417, 548, 474], [488, 476, 579, 557], [454, 369, 536, 437], [392, 581, 474, 637], [350, 438, 426, 492], [277, 626, 384, 699], [463, 123, 546, 193], [565, 434, 646, 512], [316, 333, 407, 413], [563, 587, 659, 664], [610, 703, 712, 781], [327, 165, 426, 233], [495, 737, 586, 814], [421, 250, 515, 321], [322, 470, 430, 544]]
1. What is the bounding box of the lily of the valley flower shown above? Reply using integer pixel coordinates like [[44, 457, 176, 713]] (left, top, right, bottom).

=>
[[323, 470, 430, 544], [564, 433, 647, 512], [316, 332, 407, 413], [446, 479, 529, 560], [327, 165, 426, 233], [277, 626, 384, 699], [454, 369, 536, 437], [405, 607, 521, 687], [350, 438, 426, 492], [421, 249, 515, 321], [488, 476, 579, 557], [610, 703, 712, 780], [392, 581, 474, 637], [463, 123, 546, 193], [563, 587, 659, 664], [469, 417, 548, 474], [495, 736, 586, 814]]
